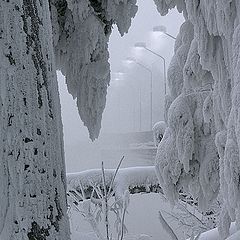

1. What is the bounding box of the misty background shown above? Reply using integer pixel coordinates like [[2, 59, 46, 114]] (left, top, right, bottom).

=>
[[58, 0, 184, 173]]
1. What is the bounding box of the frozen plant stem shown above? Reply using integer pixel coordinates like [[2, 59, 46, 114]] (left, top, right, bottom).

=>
[[120, 205, 127, 240], [108, 156, 125, 197], [68, 156, 128, 240], [102, 161, 110, 240]]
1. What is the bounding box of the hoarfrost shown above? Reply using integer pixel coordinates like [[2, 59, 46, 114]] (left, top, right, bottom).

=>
[[152, 121, 167, 147], [153, 0, 240, 238], [51, 0, 137, 140]]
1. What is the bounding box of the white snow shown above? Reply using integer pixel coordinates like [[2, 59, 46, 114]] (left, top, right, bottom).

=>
[[186, 222, 238, 240], [226, 231, 240, 240], [70, 193, 184, 240], [51, 0, 137, 140], [153, 0, 240, 238], [152, 121, 167, 147], [67, 166, 158, 198], [53, 0, 240, 238], [3, 0, 240, 239]]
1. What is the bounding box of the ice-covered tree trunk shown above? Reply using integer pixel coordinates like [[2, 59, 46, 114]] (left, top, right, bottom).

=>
[[0, 1, 70, 239]]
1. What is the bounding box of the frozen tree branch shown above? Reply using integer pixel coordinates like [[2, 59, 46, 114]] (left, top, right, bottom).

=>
[[153, 1, 240, 238], [50, 0, 138, 140]]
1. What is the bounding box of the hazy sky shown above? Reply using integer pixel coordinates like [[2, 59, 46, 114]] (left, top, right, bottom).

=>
[[58, 0, 184, 172]]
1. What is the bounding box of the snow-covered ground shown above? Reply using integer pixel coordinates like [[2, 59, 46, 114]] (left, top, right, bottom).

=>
[[70, 193, 184, 240], [186, 223, 238, 240], [70, 198, 239, 240], [67, 165, 240, 240]]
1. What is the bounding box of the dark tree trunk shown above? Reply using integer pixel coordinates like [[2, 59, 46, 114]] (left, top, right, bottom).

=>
[[0, 1, 70, 239]]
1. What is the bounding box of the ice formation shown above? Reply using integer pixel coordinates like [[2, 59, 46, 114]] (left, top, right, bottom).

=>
[[152, 121, 167, 147], [50, 0, 137, 140], [153, 0, 240, 238]]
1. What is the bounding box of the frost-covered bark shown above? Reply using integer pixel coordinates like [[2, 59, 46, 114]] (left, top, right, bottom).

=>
[[50, 0, 137, 140], [0, 0, 139, 238], [0, 1, 70, 239], [153, 0, 240, 238]]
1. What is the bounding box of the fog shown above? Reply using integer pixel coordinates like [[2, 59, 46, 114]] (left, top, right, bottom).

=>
[[58, 0, 184, 173], [59, 2, 184, 239]]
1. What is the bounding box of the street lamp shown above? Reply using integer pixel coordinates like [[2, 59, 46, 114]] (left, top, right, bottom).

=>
[[111, 77, 123, 132], [134, 42, 167, 96], [114, 71, 125, 77], [124, 59, 143, 131], [126, 57, 153, 130], [152, 25, 176, 40], [112, 73, 137, 132]]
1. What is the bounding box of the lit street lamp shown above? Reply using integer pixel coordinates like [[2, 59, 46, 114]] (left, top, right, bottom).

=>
[[152, 25, 176, 40], [121, 61, 143, 132], [111, 77, 122, 132], [126, 57, 153, 130], [112, 73, 137, 132], [134, 42, 167, 96]]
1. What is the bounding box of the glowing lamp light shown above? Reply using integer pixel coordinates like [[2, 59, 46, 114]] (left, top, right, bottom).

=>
[[152, 25, 167, 33], [152, 25, 176, 40], [134, 42, 147, 49], [125, 57, 136, 64], [115, 71, 125, 76]]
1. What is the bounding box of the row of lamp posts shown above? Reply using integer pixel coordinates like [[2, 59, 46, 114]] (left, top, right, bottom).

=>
[[113, 25, 176, 132]]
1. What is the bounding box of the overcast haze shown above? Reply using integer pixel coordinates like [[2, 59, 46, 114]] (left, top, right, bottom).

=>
[[58, 1, 184, 173]]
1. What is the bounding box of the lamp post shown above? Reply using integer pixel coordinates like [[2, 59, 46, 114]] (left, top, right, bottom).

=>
[[126, 57, 153, 130], [134, 42, 167, 96], [112, 77, 122, 132], [113, 73, 137, 132], [152, 25, 176, 40], [123, 60, 143, 131]]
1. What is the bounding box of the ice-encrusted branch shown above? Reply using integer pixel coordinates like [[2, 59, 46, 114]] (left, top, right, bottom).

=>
[[153, 0, 240, 238], [50, 0, 137, 140]]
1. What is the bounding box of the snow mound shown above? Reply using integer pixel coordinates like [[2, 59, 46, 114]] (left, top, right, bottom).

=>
[[67, 166, 159, 199]]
